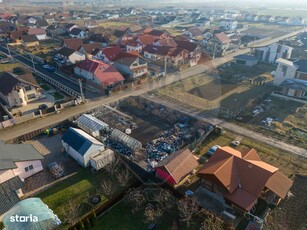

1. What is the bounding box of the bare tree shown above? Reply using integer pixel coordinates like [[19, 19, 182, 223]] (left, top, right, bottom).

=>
[[105, 155, 121, 176], [59, 199, 80, 226], [199, 209, 224, 230], [144, 203, 163, 223], [125, 187, 146, 213], [116, 166, 131, 187], [100, 179, 114, 198], [153, 189, 176, 212], [177, 197, 199, 227]]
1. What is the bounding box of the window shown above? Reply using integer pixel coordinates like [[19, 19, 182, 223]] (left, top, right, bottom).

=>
[[25, 165, 34, 172], [27, 93, 36, 100], [19, 98, 23, 103], [282, 65, 288, 76], [24, 86, 32, 91]]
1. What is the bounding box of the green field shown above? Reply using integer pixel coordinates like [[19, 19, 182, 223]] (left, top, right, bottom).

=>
[[258, 9, 307, 18], [0, 62, 23, 72]]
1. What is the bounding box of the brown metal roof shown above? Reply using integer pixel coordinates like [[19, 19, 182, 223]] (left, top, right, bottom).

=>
[[198, 146, 293, 211], [265, 171, 293, 199], [156, 148, 199, 184]]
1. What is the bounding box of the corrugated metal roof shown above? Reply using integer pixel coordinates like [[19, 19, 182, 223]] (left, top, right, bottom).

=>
[[76, 114, 109, 133]]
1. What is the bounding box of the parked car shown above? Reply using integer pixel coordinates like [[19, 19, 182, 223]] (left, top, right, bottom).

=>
[[48, 162, 65, 179], [42, 64, 56, 72], [38, 104, 48, 110], [208, 145, 221, 156]]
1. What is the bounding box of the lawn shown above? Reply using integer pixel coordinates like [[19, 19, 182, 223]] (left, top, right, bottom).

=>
[[37, 163, 135, 225], [0, 62, 23, 72], [40, 84, 51, 91], [93, 188, 204, 230], [51, 92, 65, 100], [93, 201, 147, 230], [98, 21, 132, 28]]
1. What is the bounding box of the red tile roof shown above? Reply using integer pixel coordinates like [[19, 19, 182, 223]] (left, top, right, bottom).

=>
[[28, 28, 46, 35], [101, 46, 121, 61], [137, 35, 156, 46], [198, 146, 293, 211], [64, 38, 83, 51], [80, 42, 101, 53], [155, 38, 177, 48], [214, 32, 231, 44], [76, 59, 124, 86]]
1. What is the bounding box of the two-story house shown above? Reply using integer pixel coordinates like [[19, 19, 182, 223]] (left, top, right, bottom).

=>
[[220, 20, 238, 30], [27, 28, 47, 40], [0, 72, 42, 108], [198, 146, 292, 213], [112, 52, 148, 80], [254, 44, 293, 64], [92, 46, 121, 63], [69, 28, 87, 38], [206, 32, 231, 57], [126, 40, 143, 53], [74, 59, 125, 90], [56, 47, 85, 65], [273, 58, 307, 98], [0, 140, 44, 215]]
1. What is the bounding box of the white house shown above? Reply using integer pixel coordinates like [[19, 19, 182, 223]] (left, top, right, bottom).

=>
[[74, 59, 125, 90], [0, 141, 44, 215], [0, 72, 42, 108], [291, 18, 305, 25], [255, 44, 293, 64], [0, 140, 44, 184], [69, 28, 86, 38], [233, 54, 258, 67], [27, 28, 47, 40], [56, 47, 85, 65], [220, 20, 238, 30], [274, 58, 307, 86], [61, 127, 106, 167]]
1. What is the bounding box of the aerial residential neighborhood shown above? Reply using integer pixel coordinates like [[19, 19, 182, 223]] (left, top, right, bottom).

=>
[[0, 0, 306, 230]]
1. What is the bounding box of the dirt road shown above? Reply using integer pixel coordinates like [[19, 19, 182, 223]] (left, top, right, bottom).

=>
[[0, 30, 304, 142], [141, 94, 307, 158]]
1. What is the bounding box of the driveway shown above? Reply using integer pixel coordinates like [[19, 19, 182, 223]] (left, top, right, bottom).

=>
[[23, 134, 80, 195]]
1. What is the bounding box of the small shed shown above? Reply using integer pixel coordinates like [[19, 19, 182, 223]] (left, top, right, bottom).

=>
[[90, 148, 115, 171], [76, 114, 109, 137], [233, 54, 258, 67], [110, 129, 142, 151], [61, 127, 105, 167], [155, 148, 199, 186], [2, 198, 61, 230]]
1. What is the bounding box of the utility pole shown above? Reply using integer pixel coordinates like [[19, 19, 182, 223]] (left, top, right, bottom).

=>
[[31, 55, 35, 71], [78, 78, 85, 102], [164, 55, 167, 77], [212, 43, 217, 60], [6, 43, 11, 57]]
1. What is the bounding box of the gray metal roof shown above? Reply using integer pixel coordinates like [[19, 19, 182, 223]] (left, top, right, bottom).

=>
[[110, 129, 142, 151], [0, 141, 44, 170], [76, 114, 109, 132], [0, 176, 23, 215]]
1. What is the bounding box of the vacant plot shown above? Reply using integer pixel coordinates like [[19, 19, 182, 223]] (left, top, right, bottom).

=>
[[241, 22, 303, 39], [196, 132, 307, 177], [98, 21, 132, 28], [189, 79, 239, 101], [265, 175, 307, 230], [0, 62, 23, 72]]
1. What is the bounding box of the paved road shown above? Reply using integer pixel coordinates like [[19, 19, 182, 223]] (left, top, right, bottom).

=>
[[0, 30, 304, 143], [0, 46, 100, 99], [142, 95, 307, 158]]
